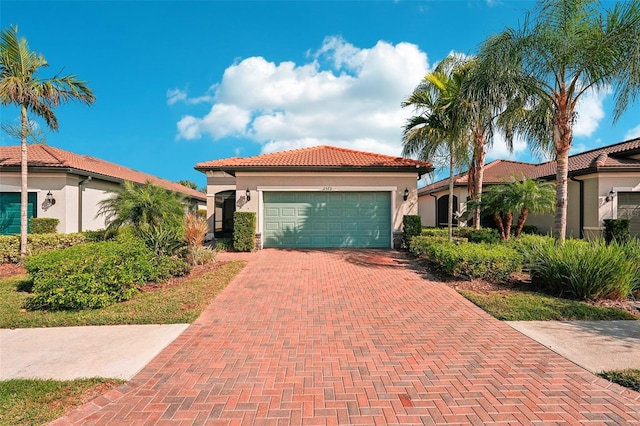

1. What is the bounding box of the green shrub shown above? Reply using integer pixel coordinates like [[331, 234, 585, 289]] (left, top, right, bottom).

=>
[[603, 219, 631, 245], [23, 238, 191, 311], [187, 245, 217, 265], [29, 218, 59, 234], [420, 227, 449, 237], [506, 234, 555, 265], [402, 215, 422, 247], [136, 224, 186, 257], [82, 229, 112, 242], [213, 238, 234, 251], [0, 233, 86, 263], [410, 237, 522, 282], [233, 212, 256, 252], [458, 228, 501, 244], [529, 239, 639, 300], [519, 225, 540, 235]]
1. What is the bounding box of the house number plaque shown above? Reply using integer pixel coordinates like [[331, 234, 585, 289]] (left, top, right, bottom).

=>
[[322, 186, 333, 191]]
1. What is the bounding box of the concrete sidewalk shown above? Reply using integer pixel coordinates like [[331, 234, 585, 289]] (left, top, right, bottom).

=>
[[507, 320, 640, 373], [0, 324, 188, 380]]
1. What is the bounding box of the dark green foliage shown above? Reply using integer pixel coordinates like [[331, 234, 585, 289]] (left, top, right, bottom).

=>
[[82, 229, 113, 242], [597, 370, 640, 392], [233, 212, 256, 252], [23, 239, 190, 310], [505, 234, 555, 266], [402, 215, 422, 247], [0, 234, 86, 263], [603, 219, 630, 245], [136, 224, 186, 257], [519, 225, 540, 235], [458, 227, 501, 243], [409, 236, 522, 282], [420, 227, 450, 237], [29, 218, 59, 234], [529, 239, 639, 300], [98, 181, 185, 232]]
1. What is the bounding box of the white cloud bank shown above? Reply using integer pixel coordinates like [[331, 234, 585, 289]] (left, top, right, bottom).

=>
[[625, 124, 640, 140], [171, 36, 429, 156]]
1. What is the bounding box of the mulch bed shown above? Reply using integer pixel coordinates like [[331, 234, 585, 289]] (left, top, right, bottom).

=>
[[0, 263, 26, 279]]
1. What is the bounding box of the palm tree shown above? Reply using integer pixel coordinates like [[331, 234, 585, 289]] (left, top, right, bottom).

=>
[[0, 26, 95, 258], [98, 181, 185, 232], [402, 67, 471, 242], [469, 175, 555, 240], [511, 176, 555, 237], [476, 0, 640, 242]]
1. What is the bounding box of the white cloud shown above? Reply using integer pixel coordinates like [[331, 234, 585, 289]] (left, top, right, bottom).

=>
[[167, 87, 215, 106], [625, 124, 640, 140], [485, 132, 529, 161], [177, 104, 251, 140], [174, 36, 430, 156], [573, 86, 612, 137]]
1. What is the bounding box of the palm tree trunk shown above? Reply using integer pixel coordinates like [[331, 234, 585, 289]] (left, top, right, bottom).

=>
[[493, 214, 506, 240], [515, 207, 529, 238], [448, 153, 454, 242], [553, 104, 572, 244], [504, 212, 513, 241], [472, 132, 486, 230], [20, 104, 28, 260]]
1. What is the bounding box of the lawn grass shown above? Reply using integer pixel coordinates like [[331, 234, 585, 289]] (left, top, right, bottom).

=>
[[459, 290, 638, 321], [0, 378, 123, 426], [0, 261, 245, 328], [597, 369, 640, 392]]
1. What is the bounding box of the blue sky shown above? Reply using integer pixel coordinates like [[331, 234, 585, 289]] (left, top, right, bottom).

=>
[[2, 1, 639, 188]]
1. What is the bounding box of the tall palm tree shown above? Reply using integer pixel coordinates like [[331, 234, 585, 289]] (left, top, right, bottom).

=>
[[0, 26, 94, 258], [476, 0, 640, 242], [402, 67, 471, 242]]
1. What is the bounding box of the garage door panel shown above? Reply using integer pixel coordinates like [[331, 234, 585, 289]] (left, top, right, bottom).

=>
[[263, 191, 390, 248]]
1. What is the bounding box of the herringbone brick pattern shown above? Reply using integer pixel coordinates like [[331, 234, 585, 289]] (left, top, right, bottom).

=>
[[53, 250, 640, 425]]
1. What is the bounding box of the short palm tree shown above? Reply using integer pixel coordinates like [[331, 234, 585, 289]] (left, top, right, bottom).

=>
[[0, 26, 94, 258], [402, 67, 471, 242], [470, 175, 555, 240], [98, 181, 185, 232], [476, 0, 640, 242]]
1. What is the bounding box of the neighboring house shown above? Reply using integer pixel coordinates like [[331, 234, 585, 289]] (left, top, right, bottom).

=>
[[196, 145, 432, 249], [0, 145, 206, 235], [418, 137, 640, 238]]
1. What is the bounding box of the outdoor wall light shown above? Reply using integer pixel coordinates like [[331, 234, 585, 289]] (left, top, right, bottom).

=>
[[246, 188, 251, 201], [44, 191, 56, 207], [403, 187, 409, 201], [605, 189, 615, 202]]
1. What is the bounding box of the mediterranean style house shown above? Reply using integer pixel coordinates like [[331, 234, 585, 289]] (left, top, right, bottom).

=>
[[196, 145, 432, 248], [418, 137, 640, 238], [0, 145, 206, 235]]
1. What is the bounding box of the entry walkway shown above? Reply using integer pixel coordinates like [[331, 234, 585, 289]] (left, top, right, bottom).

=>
[[54, 249, 640, 425]]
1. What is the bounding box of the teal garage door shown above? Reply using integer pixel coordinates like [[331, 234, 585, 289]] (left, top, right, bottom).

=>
[[263, 192, 391, 248], [0, 192, 37, 235]]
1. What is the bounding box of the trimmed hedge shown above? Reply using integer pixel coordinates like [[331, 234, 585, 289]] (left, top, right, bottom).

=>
[[233, 211, 256, 252], [420, 228, 449, 237], [603, 219, 631, 245], [23, 239, 189, 310], [458, 228, 501, 244], [30, 218, 59, 234], [403, 215, 422, 247], [409, 236, 522, 282], [0, 233, 86, 263]]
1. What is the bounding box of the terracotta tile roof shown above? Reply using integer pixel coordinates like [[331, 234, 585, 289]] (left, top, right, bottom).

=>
[[535, 137, 640, 178], [419, 138, 640, 196], [196, 145, 433, 171], [418, 159, 538, 194], [0, 145, 205, 201]]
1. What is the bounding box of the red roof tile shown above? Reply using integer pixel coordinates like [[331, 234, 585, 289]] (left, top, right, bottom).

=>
[[0, 145, 205, 201], [196, 145, 433, 171], [419, 138, 640, 195], [418, 159, 538, 194]]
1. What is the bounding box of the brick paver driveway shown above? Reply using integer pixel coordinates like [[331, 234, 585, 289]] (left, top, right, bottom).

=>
[[55, 249, 640, 425]]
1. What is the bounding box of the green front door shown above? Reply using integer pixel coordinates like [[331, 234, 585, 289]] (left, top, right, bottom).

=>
[[263, 192, 391, 248], [0, 192, 37, 235]]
